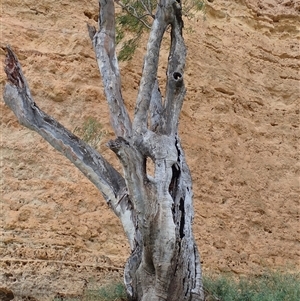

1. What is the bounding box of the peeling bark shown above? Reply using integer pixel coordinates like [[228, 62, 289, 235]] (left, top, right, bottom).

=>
[[3, 0, 204, 300]]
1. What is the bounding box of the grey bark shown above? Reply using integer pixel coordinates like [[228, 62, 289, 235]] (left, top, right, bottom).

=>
[[3, 0, 205, 300]]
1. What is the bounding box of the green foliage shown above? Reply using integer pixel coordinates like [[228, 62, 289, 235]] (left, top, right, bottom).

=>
[[183, 0, 206, 17], [195, 0, 205, 11], [73, 117, 106, 150], [203, 272, 300, 301], [118, 38, 140, 61], [116, 0, 153, 61], [115, 0, 206, 61]]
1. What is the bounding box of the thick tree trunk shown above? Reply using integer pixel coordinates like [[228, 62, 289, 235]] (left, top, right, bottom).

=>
[[3, 0, 204, 300], [120, 135, 204, 301]]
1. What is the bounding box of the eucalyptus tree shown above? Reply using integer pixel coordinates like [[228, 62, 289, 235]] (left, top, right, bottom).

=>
[[3, 0, 205, 300]]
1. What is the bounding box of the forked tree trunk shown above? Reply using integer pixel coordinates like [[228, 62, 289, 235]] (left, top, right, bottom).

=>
[[3, 0, 204, 300]]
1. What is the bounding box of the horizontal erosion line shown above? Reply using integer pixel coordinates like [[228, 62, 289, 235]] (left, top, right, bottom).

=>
[[0, 46, 94, 60], [3, 20, 88, 35], [1, 258, 123, 271]]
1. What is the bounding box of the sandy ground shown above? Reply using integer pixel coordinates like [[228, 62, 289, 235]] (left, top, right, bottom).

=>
[[1, 0, 299, 299]]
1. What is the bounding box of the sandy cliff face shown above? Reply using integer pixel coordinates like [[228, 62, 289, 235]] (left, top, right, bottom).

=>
[[1, 0, 299, 299]]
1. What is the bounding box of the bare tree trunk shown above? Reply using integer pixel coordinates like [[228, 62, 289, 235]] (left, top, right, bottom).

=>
[[3, 0, 204, 300]]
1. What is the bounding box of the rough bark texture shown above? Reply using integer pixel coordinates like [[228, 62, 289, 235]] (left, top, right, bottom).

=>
[[3, 0, 204, 300]]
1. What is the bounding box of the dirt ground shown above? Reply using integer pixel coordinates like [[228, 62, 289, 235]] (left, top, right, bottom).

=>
[[1, 0, 299, 300]]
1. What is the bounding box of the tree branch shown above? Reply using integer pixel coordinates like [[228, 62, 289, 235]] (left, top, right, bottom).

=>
[[92, 0, 132, 138], [133, 0, 174, 134], [3, 46, 137, 248], [164, 2, 187, 135], [108, 137, 150, 220], [138, 0, 155, 19], [117, 1, 153, 29]]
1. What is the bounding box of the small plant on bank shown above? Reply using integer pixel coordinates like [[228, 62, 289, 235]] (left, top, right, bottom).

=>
[[73, 117, 107, 151]]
